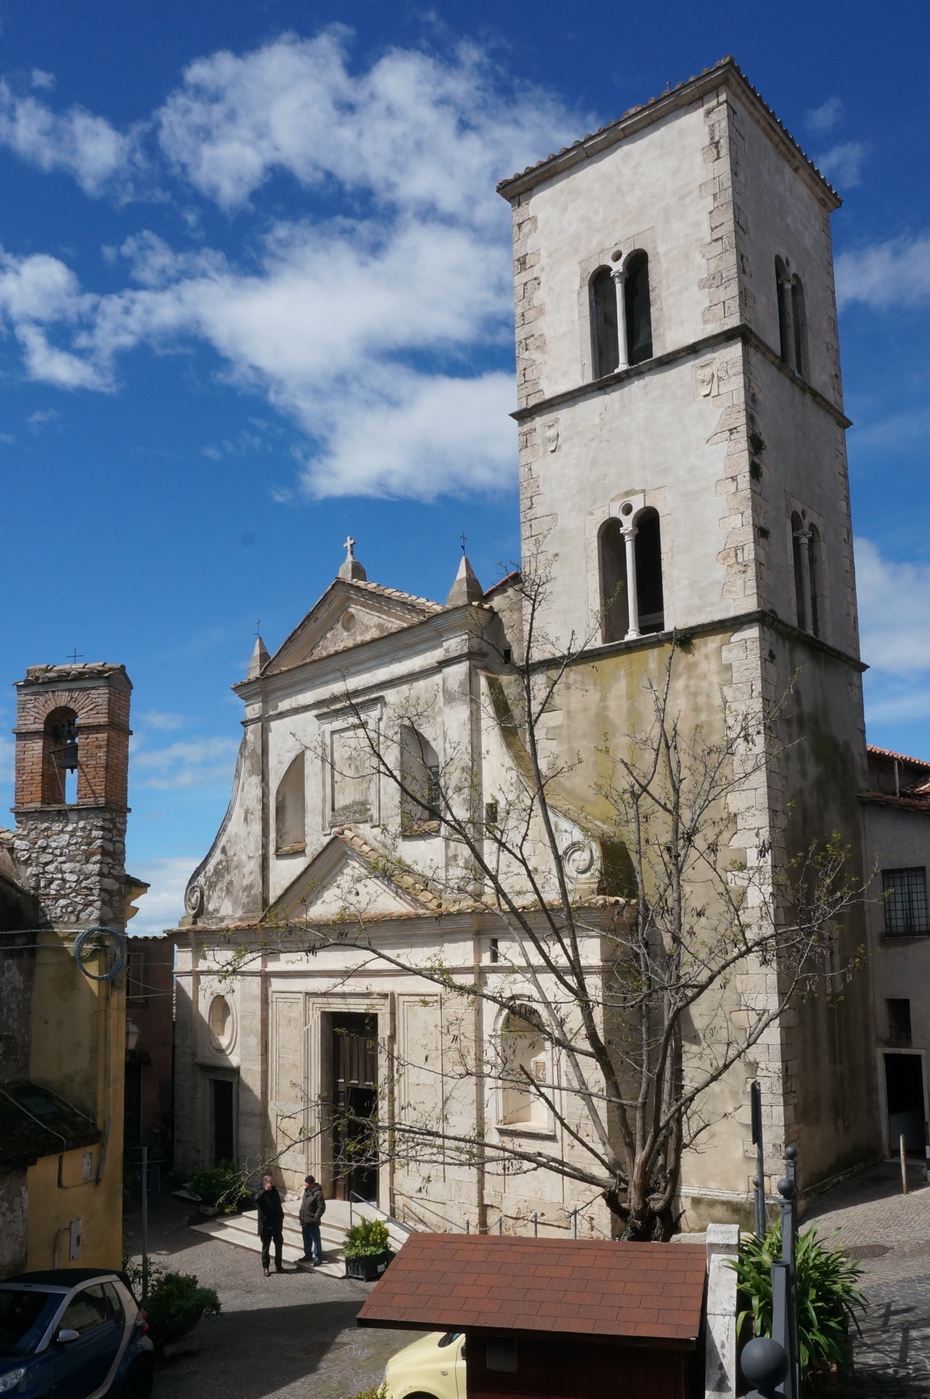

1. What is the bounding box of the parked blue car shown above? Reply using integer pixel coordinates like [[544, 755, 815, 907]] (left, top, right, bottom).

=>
[[0, 1269, 154, 1399]]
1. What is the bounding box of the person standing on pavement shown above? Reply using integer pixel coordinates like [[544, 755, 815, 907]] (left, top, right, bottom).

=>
[[255, 1173, 285, 1276], [298, 1174, 325, 1266]]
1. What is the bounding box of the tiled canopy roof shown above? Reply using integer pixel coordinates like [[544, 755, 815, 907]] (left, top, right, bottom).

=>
[[357, 1234, 706, 1345]]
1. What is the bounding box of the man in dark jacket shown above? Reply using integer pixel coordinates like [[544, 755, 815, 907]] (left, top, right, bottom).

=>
[[255, 1173, 285, 1276], [298, 1174, 325, 1266]]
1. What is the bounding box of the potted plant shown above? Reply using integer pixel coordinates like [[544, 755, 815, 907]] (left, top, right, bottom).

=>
[[187, 1161, 251, 1216], [342, 1217, 393, 1281], [731, 1222, 866, 1383], [143, 1270, 221, 1352]]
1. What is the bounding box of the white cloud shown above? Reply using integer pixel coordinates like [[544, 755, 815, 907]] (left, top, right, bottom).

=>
[[27, 407, 59, 424], [30, 69, 56, 92], [305, 369, 516, 498], [806, 96, 843, 135], [815, 140, 865, 189], [126, 855, 194, 936], [131, 735, 239, 789], [836, 234, 930, 310], [0, 32, 579, 497], [138, 710, 186, 730], [856, 537, 930, 675], [156, 32, 570, 223], [0, 79, 134, 195]]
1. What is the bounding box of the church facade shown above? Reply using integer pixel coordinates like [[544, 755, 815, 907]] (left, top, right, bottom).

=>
[[172, 58, 881, 1233]]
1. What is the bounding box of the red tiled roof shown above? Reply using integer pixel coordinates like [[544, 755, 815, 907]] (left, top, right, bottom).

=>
[[867, 744, 930, 770], [356, 1235, 706, 1346]]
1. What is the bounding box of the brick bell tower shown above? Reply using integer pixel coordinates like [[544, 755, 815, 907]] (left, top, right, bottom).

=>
[[12, 663, 132, 931]]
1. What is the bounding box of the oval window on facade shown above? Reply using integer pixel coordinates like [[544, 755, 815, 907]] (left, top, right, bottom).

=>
[[209, 995, 233, 1050]]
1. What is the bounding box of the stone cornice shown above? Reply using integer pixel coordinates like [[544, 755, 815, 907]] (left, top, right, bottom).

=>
[[497, 59, 840, 213], [537, 609, 867, 676], [510, 324, 851, 429]]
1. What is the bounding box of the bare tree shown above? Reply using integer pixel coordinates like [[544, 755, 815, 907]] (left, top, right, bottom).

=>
[[211, 569, 868, 1242]]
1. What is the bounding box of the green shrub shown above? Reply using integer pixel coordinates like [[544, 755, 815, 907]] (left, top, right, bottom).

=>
[[144, 1271, 221, 1344], [730, 1222, 866, 1375], [342, 1217, 390, 1259], [347, 1386, 386, 1399], [188, 1161, 250, 1213]]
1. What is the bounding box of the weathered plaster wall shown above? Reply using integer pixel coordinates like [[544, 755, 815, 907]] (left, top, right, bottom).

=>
[[864, 802, 930, 1156], [0, 1173, 27, 1276]]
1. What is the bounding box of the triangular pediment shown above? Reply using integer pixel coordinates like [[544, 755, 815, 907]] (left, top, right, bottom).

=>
[[263, 580, 441, 675], [270, 829, 438, 923]]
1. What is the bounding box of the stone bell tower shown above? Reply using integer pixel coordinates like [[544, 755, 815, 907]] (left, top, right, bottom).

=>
[[497, 58, 879, 1203], [12, 663, 133, 931]]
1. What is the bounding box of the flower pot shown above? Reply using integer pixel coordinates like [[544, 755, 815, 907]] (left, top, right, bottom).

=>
[[150, 1306, 204, 1352], [344, 1250, 393, 1281]]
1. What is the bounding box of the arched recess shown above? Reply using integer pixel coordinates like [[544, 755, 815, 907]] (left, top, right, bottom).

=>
[[42, 706, 79, 805], [499, 1005, 549, 1128], [624, 251, 653, 365], [275, 753, 306, 854], [590, 267, 619, 377], [791, 512, 809, 632], [808, 523, 822, 638], [599, 519, 629, 642], [775, 257, 791, 363], [634, 507, 665, 633], [791, 276, 807, 377], [400, 725, 441, 834]]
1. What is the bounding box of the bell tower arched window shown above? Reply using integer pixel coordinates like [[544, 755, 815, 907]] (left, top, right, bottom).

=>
[[600, 505, 665, 642], [599, 519, 628, 642], [624, 252, 653, 365], [590, 267, 619, 377], [775, 258, 807, 377], [791, 511, 821, 638], [635, 508, 664, 633], [43, 707, 79, 805]]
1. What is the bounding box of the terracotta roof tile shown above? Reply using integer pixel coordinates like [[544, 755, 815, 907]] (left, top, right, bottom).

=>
[[357, 1235, 706, 1345], [867, 744, 930, 768]]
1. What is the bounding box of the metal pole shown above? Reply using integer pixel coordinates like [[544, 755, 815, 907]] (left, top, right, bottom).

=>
[[533, 1212, 538, 1238], [771, 1262, 791, 1399], [499, 1216, 503, 1235], [572, 1209, 577, 1239], [141, 1143, 149, 1303], [751, 1080, 766, 1237], [924, 1121, 930, 1185], [778, 1149, 800, 1399], [466, 1219, 470, 1234], [900, 1134, 909, 1195]]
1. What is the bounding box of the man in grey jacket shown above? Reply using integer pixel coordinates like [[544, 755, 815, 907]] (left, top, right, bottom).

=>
[[298, 1174, 325, 1266]]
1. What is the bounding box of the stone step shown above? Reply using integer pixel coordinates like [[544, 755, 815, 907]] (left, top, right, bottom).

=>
[[190, 1197, 410, 1279]]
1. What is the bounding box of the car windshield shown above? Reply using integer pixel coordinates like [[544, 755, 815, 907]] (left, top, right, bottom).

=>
[[0, 1289, 61, 1358]]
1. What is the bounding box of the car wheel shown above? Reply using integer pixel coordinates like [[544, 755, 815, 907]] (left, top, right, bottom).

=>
[[120, 1355, 155, 1399], [403, 1393, 440, 1399]]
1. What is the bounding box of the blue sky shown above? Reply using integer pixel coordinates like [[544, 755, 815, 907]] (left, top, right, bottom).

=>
[[0, 0, 928, 934]]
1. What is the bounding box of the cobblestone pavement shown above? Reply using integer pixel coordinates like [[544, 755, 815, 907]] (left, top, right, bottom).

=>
[[804, 1161, 930, 1396], [124, 1192, 421, 1399]]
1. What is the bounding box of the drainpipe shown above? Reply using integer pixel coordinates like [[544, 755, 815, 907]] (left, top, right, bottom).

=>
[[473, 928, 488, 1234]]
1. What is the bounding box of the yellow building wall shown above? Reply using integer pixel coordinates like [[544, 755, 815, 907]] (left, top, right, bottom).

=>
[[25, 929, 125, 1272]]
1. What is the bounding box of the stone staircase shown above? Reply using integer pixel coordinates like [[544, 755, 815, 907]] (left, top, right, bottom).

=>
[[190, 1196, 410, 1279]]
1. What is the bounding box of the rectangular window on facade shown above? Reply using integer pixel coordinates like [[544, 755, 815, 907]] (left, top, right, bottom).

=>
[[127, 949, 146, 1003], [882, 868, 930, 936], [887, 999, 912, 1045]]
